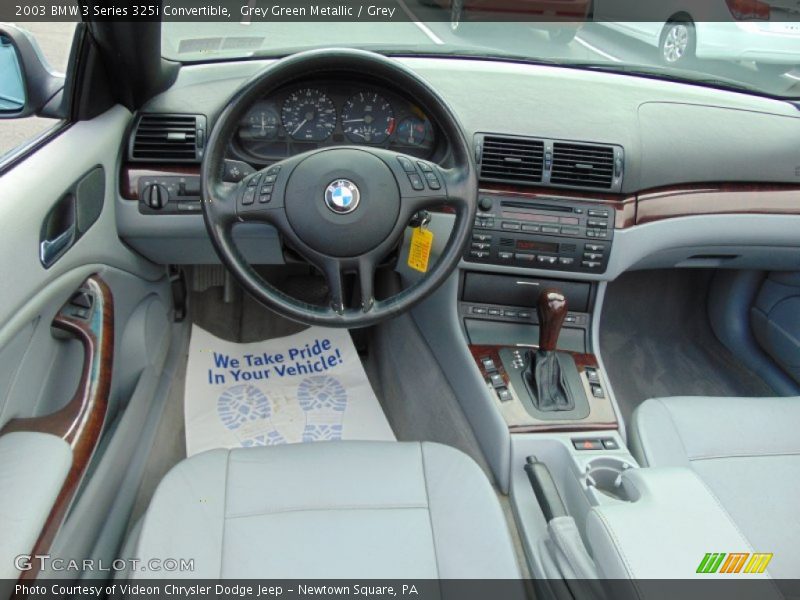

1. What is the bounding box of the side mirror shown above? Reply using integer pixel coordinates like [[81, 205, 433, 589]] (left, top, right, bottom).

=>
[[0, 23, 66, 119]]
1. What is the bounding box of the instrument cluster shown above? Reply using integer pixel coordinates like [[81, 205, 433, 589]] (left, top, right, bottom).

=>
[[231, 81, 437, 163]]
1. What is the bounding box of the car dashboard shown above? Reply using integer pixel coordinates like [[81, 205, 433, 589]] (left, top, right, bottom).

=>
[[117, 55, 800, 278]]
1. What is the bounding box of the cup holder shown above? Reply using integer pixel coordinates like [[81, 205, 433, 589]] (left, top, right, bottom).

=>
[[584, 457, 637, 502]]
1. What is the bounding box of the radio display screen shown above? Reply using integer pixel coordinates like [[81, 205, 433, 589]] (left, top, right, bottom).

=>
[[516, 240, 559, 253]]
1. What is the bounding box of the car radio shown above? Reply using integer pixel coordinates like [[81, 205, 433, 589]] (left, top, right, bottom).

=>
[[465, 194, 614, 273]]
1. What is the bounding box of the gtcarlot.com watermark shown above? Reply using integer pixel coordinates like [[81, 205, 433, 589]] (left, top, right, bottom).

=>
[[15, 554, 195, 573]]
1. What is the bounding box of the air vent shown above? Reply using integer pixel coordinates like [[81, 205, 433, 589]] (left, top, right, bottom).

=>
[[130, 114, 206, 162], [551, 142, 615, 189], [479, 136, 544, 185]]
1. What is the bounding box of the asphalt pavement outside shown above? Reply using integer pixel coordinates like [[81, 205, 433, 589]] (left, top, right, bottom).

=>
[[2, 5, 798, 159]]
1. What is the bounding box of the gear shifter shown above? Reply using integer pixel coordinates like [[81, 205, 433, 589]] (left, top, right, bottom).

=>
[[538, 289, 568, 352], [523, 288, 576, 411]]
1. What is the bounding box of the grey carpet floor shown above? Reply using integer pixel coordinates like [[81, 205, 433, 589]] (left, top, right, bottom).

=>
[[600, 269, 775, 428]]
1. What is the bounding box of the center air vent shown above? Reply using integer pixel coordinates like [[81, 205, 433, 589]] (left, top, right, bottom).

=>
[[130, 114, 206, 163], [479, 135, 545, 185], [477, 134, 624, 192], [551, 142, 617, 189]]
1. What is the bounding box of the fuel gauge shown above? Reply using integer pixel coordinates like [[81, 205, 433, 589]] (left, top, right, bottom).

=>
[[396, 117, 429, 146]]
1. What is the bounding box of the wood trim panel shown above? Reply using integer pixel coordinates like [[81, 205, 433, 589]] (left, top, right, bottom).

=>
[[1, 275, 114, 581], [469, 344, 618, 433], [636, 182, 800, 225], [120, 167, 800, 227], [121, 164, 199, 200]]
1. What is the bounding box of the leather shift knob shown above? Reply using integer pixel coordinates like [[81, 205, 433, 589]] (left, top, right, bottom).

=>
[[537, 289, 567, 352]]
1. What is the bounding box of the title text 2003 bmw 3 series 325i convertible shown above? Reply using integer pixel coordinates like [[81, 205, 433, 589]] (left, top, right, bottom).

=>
[[1, 1, 799, 598]]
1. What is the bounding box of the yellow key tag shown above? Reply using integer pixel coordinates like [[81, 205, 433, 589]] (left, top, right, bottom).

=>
[[407, 226, 434, 273]]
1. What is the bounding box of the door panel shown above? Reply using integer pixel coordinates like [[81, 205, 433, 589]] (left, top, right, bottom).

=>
[[0, 105, 175, 580]]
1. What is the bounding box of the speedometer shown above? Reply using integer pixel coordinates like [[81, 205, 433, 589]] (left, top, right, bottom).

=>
[[281, 88, 336, 142], [342, 92, 394, 144]]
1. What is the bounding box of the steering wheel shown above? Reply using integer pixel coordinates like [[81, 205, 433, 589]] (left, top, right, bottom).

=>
[[201, 48, 477, 328]]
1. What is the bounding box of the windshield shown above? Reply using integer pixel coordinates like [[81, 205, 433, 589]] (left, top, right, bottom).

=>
[[161, 2, 800, 99]]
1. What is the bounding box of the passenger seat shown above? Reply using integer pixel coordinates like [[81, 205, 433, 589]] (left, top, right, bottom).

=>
[[630, 396, 800, 580]]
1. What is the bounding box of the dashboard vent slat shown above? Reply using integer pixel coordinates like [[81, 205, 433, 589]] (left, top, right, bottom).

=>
[[479, 135, 545, 185], [550, 142, 616, 189], [130, 114, 206, 163]]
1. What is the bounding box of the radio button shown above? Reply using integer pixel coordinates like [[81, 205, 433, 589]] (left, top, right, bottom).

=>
[[537, 255, 558, 265], [584, 252, 603, 261], [558, 257, 575, 266], [561, 226, 580, 235], [518, 311, 532, 319], [585, 243, 605, 252], [514, 253, 536, 262], [541, 225, 560, 234], [498, 252, 513, 261], [470, 250, 490, 259], [472, 242, 491, 250], [472, 307, 488, 315], [582, 261, 602, 269], [588, 209, 610, 218], [503, 309, 518, 318], [473, 233, 492, 242], [501, 222, 521, 231], [521, 224, 541, 233], [588, 219, 609, 228]]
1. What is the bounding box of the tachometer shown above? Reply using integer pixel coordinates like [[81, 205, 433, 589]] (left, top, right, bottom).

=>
[[281, 88, 336, 142], [341, 92, 394, 144]]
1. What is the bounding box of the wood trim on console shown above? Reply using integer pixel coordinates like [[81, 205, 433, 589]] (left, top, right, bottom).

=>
[[469, 344, 618, 433], [121, 167, 800, 228], [1, 275, 114, 581], [479, 185, 637, 228], [636, 182, 800, 225], [121, 164, 199, 200]]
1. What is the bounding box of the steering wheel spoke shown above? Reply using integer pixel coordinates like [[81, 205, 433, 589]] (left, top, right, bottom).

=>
[[317, 254, 378, 315]]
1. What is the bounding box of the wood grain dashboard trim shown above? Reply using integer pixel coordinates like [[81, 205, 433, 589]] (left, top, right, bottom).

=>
[[121, 165, 199, 200], [636, 182, 800, 225], [1, 275, 114, 582], [119, 165, 800, 229]]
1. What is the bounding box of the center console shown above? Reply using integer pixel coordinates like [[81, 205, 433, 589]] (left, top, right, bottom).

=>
[[465, 192, 614, 273]]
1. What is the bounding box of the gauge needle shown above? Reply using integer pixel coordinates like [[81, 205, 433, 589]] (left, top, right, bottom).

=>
[[343, 119, 365, 123], [292, 119, 308, 136]]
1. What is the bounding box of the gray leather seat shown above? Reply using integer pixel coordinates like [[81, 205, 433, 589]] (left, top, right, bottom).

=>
[[631, 396, 800, 580], [133, 441, 521, 579]]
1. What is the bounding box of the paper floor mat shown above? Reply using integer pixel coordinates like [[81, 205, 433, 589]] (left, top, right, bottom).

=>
[[184, 325, 395, 456]]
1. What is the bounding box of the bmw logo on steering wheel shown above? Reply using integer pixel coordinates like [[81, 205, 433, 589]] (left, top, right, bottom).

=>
[[324, 179, 361, 214]]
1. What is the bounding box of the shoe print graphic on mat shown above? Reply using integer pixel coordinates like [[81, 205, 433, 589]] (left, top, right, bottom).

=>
[[217, 383, 286, 446], [297, 375, 348, 442]]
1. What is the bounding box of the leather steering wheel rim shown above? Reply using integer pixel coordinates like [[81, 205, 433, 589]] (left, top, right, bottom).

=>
[[201, 48, 477, 328]]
